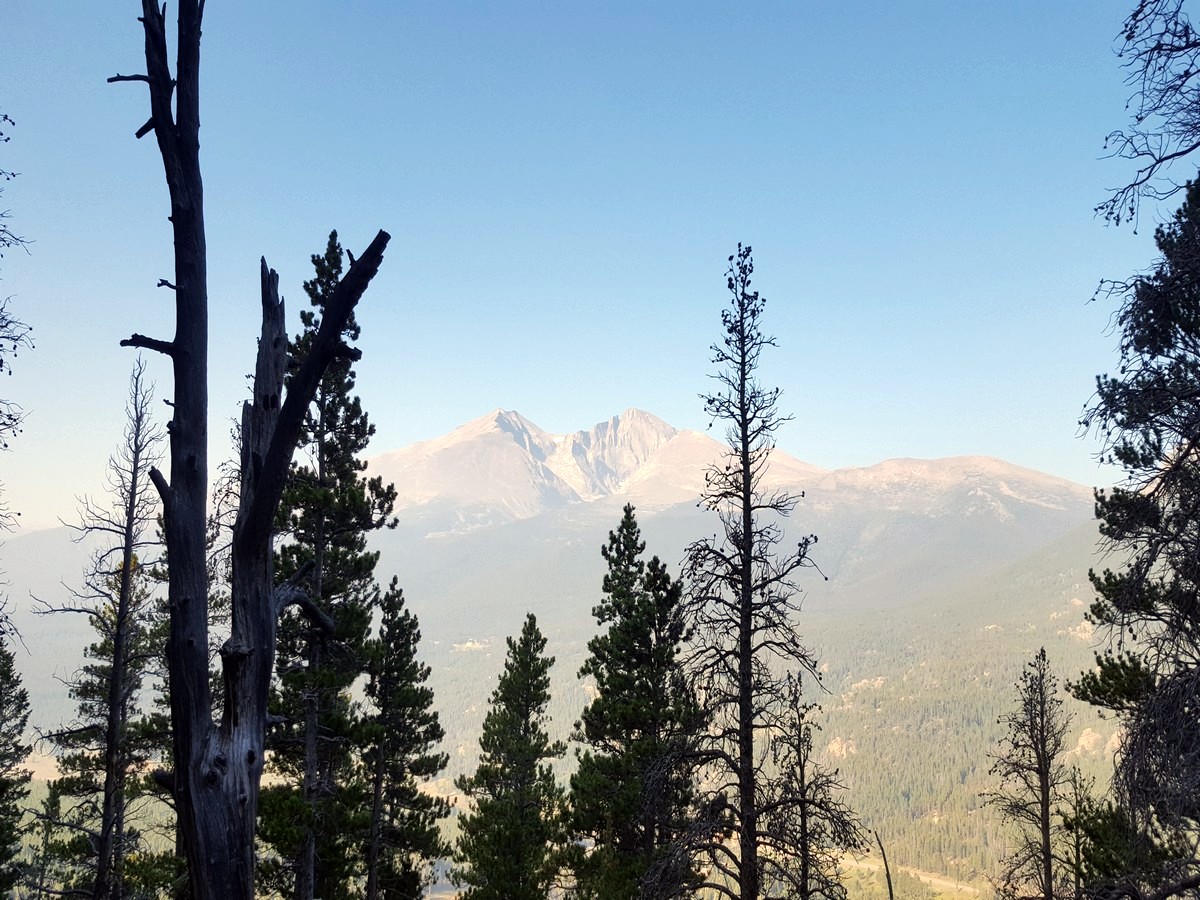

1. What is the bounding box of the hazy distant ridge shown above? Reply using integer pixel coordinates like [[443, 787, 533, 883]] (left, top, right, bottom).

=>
[[366, 408, 1090, 537]]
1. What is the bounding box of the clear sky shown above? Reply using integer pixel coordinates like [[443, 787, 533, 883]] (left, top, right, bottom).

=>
[[0, 1, 1167, 530]]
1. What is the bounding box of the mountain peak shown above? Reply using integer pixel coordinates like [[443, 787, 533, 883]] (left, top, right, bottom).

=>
[[545, 409, 679, 500], [614, 407, 674, 429], [367, 409, 697, 531], [452, 407, 547, 439]]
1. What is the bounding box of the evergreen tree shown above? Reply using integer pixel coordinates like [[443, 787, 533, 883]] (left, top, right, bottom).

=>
[[27, 781, 72, 898], [1058, 768, 1096, 900], [362, 578, 450, 900], [0, 111, 34, 894], [36, 361, 170, 899], [684, 245, 840, 899], [453, 614, 566, 900], [260, 230, 397, 900], [985, 649, 1070, 900], [111, 7, 392, 890], [1060, 790, 1187, 897], [44, 571, 165, 898], [570, 504, 700, 899], [0, 611, 30, 895], [1077, 171, 1200, 896]]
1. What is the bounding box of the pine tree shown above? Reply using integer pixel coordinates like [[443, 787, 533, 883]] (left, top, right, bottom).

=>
[[0, 611, 30, 895], [260, 230, 397, 900], [1077, 171, 1200, 896], [985, 648, 1070, 900], [362, 578, 450, 900], [684, 244, 839, 899], [45, 572, 164, 898], [1058, 768, 1096, 900], [453, 614, 566, 900], [570, 504, 700, 899], [27, 781, 71, 897], [0, 109, 32, 882], [36, 361, 170, 899]]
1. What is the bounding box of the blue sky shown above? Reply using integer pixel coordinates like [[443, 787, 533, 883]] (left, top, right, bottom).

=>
[[0, 1, 1166, 529]]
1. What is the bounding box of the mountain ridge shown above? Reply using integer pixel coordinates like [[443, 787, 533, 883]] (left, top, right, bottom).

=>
[[366, 408, 1092, 536]]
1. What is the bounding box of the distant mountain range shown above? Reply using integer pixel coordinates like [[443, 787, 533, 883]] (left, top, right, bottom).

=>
[[370, 406, 1087, 533], [3, 408, 1113, 884], [365, 408, 1094, 618]]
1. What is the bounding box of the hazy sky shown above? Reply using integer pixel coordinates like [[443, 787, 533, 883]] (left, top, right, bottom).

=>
[[0, 1, 1168, 530]]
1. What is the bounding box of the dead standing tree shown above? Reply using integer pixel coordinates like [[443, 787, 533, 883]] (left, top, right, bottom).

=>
[[109, 4, 390, 897]]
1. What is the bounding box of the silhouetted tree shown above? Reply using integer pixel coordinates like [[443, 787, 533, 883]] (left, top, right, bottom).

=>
[[362, 578, 449, 899], [453, 614, 566, 900], [0, 115, 32, 890], [570, 504, 701, 899], [108, 4, 389, 896], [1077, 172, 1200, 899], [259, 229, 397, 900], [26, 781, 72, 898], [0, 112, 31, 895], [0, 608, 30, 895], [1100, 1, 1200, 223], [763, 680, 865, 900], [684, 244, 834, 900], [1057, 768, 1096, 900], [985, 648, 1070, 900], [35, 360, 169, 899], [1061, 791, 1189, 899]]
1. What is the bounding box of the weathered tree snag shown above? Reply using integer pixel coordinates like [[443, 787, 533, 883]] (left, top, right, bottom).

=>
[[152, 245, 387, 900], [111, 4, 390, 897]]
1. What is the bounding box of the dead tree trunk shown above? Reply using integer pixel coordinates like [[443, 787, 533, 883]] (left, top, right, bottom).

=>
[[111, 4, 390, 897]]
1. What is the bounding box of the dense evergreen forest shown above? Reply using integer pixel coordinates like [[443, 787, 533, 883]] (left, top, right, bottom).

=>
[[3, 2, 1200, 899]]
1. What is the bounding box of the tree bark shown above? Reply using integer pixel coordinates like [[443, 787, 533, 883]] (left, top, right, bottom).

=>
[[364, 733, 387, 900], [1039, 689, 1054, 900], [737, 318, 758, 900]]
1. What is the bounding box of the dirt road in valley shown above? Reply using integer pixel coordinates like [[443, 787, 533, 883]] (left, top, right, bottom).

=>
[[845, 856, 983, 895]]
